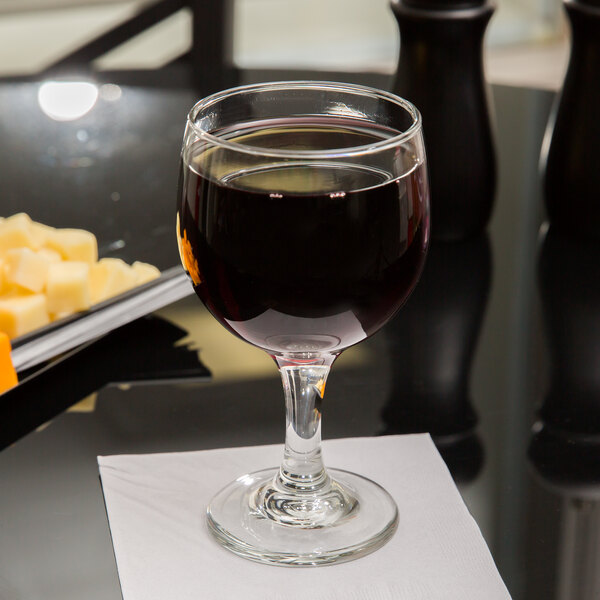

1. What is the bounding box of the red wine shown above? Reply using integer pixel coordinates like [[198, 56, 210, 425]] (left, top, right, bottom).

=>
[[177, 120, 429, 355]]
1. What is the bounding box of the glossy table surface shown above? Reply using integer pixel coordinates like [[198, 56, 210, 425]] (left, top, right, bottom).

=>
[[0, 67, 596, 600]]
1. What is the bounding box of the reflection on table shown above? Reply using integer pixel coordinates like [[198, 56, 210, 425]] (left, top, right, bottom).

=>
[[382, 235, 491, 484], [528, 227, 600, 600]]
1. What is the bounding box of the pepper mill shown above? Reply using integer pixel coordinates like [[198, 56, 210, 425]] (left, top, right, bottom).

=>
[[391, 0, 496, 241], [543, 0, 600, 239]]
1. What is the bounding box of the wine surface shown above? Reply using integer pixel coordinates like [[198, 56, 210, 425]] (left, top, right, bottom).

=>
[[178, 119, 429, 355]]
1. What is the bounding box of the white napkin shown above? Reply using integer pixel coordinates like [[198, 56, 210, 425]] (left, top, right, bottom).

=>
[[98, 434, 511, 600]]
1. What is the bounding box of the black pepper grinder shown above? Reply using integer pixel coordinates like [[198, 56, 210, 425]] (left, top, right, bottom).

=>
[[543, 0, 600, 239], [391, 0, 496, 241]]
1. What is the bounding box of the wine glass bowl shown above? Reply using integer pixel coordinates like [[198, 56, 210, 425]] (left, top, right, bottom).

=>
[[177, 81, 430, 566]]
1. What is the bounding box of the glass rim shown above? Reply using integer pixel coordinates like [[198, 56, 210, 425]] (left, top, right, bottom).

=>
[[186, 80, 423, 160]]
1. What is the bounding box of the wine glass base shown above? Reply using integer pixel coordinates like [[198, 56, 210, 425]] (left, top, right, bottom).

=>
[[206, 467, 398, 567]]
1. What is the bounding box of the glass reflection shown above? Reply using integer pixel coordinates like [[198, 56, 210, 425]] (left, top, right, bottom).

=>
[[37, 81, 99, 122], [529, 227, 600, 600], [382, 234, 491, 482]]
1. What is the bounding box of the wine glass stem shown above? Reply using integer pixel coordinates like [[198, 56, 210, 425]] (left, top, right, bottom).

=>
[[277, 359, 333, 493]]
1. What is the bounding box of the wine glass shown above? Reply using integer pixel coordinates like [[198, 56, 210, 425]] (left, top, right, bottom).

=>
[[177, 81, 430, 566]]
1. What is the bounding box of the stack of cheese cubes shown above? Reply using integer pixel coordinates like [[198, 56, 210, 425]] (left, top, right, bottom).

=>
[[0, 213, 160, 340]]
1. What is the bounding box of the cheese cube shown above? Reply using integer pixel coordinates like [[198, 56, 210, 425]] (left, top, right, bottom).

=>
[[4, 248, 52, 293], [30, 221, 56, 248], [132, 261, 160, 285], [0, 282, 27, 298], [0, 331, 18, 392], [0, 256, 29, 296], [0, 213, 37, 254], [45, 228, 98, 264], [0, 294, 50, 339], [89, 258, 138, 304], [46, 261, 91, 315], [36, 248, 62, 264]]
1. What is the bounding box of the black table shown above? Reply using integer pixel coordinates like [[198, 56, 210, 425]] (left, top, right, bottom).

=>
[[0, 69, 594, 600]]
